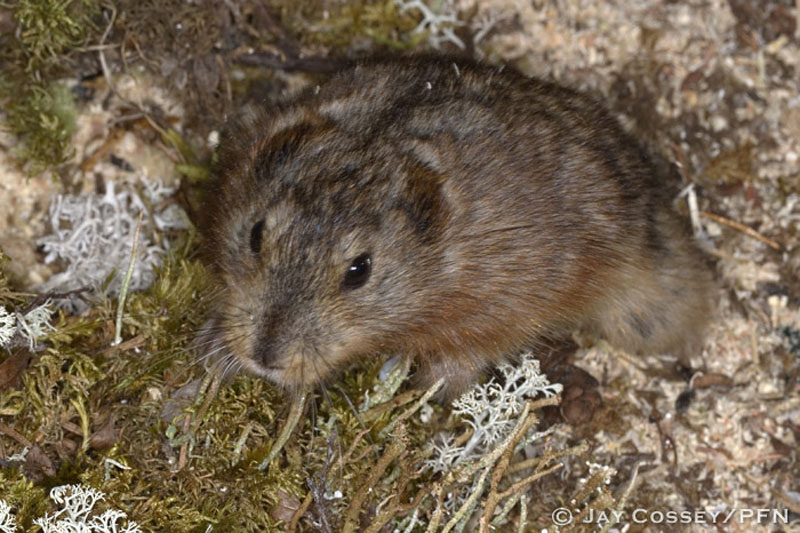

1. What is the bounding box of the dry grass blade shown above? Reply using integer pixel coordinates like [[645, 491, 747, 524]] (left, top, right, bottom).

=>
[[258, 390, 309, 471], [700, 210, 782, 251]]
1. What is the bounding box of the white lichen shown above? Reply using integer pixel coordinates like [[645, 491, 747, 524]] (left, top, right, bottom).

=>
[[16, 301, 55, 350], [471, 9, 512, 47], [6, 447, 28, 463], [0, 302, 54, 350], [37, 178, 188, 310], [425, 352, 562, 474], [396, 0, 465, 49], [412, 353, 562, 523], [33, 484, 141, 533], [0, 500, 16, 533], [0, 306, 15, 347]]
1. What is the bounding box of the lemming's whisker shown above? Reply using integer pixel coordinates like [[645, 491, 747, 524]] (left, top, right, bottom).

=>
[[310, 385, 318, 449], [194, 312, 253, 333], [307, 346, 350, 479], [152, 325, 252, 383], [118, 331, 221, 380], [192, 345, 230, 371], [334, 385, 369, 434], [307, 352, 332, 421], [220, 353, 242, 380], [313, 344, 339, 381], [195, 329, 248, 356], [221, 301, 256, 317]]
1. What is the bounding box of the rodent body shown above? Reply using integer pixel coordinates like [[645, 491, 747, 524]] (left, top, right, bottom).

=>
[[205, 55, 713, 395]]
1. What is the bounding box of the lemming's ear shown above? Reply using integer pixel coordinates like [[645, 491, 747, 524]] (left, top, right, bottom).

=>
[[214, 105, 266, 185], [393, 163, 451, 242]]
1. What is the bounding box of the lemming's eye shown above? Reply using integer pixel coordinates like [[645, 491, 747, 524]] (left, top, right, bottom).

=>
[[342, 253, 372, 290], [250, 219, 265, 255]]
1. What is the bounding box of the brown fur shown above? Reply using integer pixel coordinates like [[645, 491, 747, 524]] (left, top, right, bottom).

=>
[[203, 55, 714, 396]]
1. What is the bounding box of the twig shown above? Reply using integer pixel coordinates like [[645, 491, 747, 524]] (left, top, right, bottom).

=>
[[24, 288, 91, 312], [441, 398, 546, 532], [490, 490, 522, 529], [508, 441, 588, 474], [495, 463, 562, 501], [288, 492, 314, 532], [400, 506, 422, 533], [517, 493, 528, 533], [0, 423, 32, 447], [342, 429, 408, 533], [114, 212, 143, 345], [332, 428, 372, 475], [479, 403, 543, 532], [232, 421, 254, 462], [334, 384, 369, 433], [189, 368, 225, 435], [177, 370, 223, 470], [668, 142, 690, 183], [441, 467, 490, 533], [598, 462, 641, 533], [233, 51, 345, 73], [287, 492, 314, 533], [651, 409, 678, 472], [472, 396, 559, 473], [166, 369, 226, 470], [79, 127, 125, 173], [308, 430, 337, 533], [387, 486, 430, 523], [362, 454, 426, 533], [424, 485, 446, 533], [680, 183, 705, 240], [258, 390, 309, 470], [97, 4, 124, 104], [76, 43, 120, 52], [379, 378, 443, 438], [361, 388, 419, 422], [177, 408, 192, 470], [699, 210, 782, 251], [101, 334, 145, 356]]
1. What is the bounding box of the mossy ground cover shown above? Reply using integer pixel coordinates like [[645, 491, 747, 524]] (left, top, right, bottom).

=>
[[0, 244, 578, 531]]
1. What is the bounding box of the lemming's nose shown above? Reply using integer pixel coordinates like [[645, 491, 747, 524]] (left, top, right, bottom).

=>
[[255, 304, 288, 368], [254, 336, 279, 368]]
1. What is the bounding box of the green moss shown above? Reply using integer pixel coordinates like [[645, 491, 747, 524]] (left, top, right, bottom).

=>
[[10, 0, 99, 72], [0, 474, 50, 530], [0, 0, 98, 176], [2, 80, 78, 175], [271, 0, 427, 50], [0, 246, 11, 304]]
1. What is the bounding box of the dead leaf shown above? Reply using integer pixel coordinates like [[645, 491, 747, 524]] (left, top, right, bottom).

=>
[[23, 443, 56, 483], [89, 414, 118, 451], [692, 372, 734, 389], [0, 351, 32, 391]]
